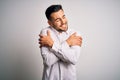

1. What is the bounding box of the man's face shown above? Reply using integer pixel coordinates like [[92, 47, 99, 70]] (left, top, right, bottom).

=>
[[48, 9, 68, 32]]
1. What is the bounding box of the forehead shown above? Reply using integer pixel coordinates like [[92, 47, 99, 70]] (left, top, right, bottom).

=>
[[50, 9, 64, 19]]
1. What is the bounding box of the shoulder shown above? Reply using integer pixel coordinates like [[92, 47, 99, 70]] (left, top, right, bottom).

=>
[[40, 26, 51, 35], [68, 28, 82, 36]]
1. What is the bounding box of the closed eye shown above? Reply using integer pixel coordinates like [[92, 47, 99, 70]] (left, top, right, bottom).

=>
[[63, 15, 66, 19], [55, 18, 61, 22]]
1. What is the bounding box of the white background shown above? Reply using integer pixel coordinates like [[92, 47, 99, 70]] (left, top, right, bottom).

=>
[[0, 0, 120, 80]]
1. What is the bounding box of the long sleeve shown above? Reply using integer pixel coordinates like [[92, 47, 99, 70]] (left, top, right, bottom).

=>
[[40, 27, 81, 66], [40, 28, 59, 67], [51, 41, 81, 65], [40, 47, 59, 67], [40, 27, 81, 80]]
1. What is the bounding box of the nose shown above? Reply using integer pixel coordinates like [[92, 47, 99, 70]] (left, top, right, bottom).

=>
[[61, 18, 65, 24]]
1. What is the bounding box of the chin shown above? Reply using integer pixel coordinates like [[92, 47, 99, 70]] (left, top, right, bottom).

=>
[[62, 29, 67, 32], [64, 27, 68, 31], [58, 29, 66, 32]]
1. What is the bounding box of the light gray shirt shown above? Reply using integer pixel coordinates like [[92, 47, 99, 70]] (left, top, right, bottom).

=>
[[40, 26, 81, 80]]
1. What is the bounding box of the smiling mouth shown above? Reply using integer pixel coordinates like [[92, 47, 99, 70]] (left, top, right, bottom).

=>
[[61, 25, 66, 27], [61, 24, 67, 27]]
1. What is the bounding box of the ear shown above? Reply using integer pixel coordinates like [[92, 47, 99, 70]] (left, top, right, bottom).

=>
[[48, 20, 53, 26]]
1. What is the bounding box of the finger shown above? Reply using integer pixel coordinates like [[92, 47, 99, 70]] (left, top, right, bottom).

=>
[[79, 41, 82, 47], [78, 38, 82, 41], [79, 36, 82, 40], [47, 30, 51, 36], [77, 42, 82, 47], [38, 41, 41, 44], [38, 38, 40, 41], [38, 38, 43, 42], [76, 36, 82, 40], [38, 38, 42, 41], [39, 34, 43, 37], [78, 38, 82, 43]]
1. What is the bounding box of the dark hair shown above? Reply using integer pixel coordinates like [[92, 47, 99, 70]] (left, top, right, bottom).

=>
[[45, 4, 63, 20]]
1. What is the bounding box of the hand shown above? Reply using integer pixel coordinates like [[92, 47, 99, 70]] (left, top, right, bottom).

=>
[[66, 32, 82, 46], [39, 30, 54, 48]]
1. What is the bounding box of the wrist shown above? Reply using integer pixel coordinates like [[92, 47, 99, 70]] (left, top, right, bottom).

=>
[[49, 41, 54, 48], [66, 40, 71, 46]]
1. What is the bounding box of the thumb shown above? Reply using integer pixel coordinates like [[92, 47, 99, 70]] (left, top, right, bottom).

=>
[[72, 32, 76, 36], [47, 30, 51, 36]]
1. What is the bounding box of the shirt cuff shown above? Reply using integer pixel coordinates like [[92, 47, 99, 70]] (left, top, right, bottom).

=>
[[51, 42, 60, 52]]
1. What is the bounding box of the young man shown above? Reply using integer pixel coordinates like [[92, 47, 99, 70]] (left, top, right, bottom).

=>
[[39, 4, 82, 80]]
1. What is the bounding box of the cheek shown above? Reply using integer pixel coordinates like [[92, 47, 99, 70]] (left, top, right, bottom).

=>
[[54, 22, 61, 27]]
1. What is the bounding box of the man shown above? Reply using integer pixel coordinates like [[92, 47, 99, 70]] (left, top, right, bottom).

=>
[[39, 4, 82, 80]]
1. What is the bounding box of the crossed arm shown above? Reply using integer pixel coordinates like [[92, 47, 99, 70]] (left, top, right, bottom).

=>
[[39, 30, 82, 48], [39, 30, 82, 66]]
